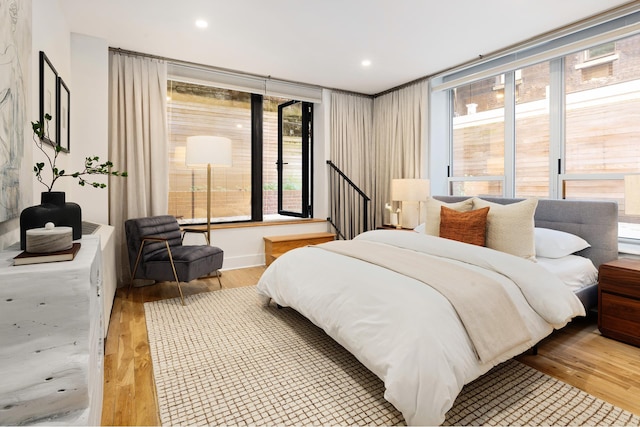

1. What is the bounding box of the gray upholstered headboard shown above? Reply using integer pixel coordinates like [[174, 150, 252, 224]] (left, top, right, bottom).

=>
[[433, 196, 619, 269]]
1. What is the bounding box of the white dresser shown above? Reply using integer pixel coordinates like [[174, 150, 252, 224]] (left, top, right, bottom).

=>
[[0, 236, 103, 425]]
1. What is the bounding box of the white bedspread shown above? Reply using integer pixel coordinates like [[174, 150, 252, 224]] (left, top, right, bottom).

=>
[[256, 230, 585, 425]]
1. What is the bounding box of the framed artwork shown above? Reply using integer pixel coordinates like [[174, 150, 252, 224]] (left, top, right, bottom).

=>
[[39, 51, 58, 147], [57, 77, 70, 152]]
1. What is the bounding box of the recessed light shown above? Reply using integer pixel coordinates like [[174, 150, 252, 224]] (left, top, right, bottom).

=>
[[361, 59, 372, 67], [195, 19, 208, 29]]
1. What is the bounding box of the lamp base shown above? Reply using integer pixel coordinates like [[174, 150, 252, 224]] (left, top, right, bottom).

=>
[[400, 201, 420, 229]]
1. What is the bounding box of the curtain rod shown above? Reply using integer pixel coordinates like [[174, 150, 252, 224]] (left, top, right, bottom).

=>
[[374, 76, 429, 98], [108, 47, 325, 92]]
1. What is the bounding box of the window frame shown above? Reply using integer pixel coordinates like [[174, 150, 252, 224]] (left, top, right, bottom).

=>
[[433, 13, 640, 241], [166, 79, 315, 225], [277, 100, 313, 218]]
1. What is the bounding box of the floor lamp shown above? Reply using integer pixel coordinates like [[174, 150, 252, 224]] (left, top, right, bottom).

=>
[[391, 179, 430, 229], [185, 136, 232, 244]]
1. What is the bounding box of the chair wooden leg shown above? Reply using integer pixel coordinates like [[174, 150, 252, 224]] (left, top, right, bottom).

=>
[[216, 270, 222, 289]]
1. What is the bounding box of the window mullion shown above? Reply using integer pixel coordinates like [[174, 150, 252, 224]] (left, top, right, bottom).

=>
[[504, 72, 516, 198], [549, 57, 565, 200], [251, 94, 263, 221]]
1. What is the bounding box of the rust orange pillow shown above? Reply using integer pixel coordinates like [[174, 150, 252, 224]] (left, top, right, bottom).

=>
[[439, 206, 490, 246]]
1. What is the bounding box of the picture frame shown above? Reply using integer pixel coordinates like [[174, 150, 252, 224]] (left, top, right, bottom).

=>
[[57, 77, 70, 152], [39, 51, 58, 147]]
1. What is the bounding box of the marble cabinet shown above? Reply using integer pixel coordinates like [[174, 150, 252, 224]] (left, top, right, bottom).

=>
[[0, 236, 103, 425]]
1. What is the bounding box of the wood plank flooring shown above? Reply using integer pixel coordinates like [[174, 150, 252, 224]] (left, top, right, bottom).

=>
[[102, 268, 640, 425], [101, 267, 266, 426]]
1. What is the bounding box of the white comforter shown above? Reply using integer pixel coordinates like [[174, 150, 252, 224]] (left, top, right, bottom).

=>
[[256, 230, 585, 425]]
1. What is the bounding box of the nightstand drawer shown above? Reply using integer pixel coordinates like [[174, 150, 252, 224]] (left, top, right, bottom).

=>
[[599, 292, 640, 346], [599, 261, 640, 299]]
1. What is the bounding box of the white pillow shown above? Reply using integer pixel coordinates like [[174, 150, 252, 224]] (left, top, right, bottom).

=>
[[424, 197, 474, 236], [472, 197, 538, 260], [414, 223, 426, 233], [534, 227, 590, 259], [536, 255, 598, 291]]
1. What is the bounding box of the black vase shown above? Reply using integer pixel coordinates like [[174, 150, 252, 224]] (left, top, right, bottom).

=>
[[19, 191, 82, 250]]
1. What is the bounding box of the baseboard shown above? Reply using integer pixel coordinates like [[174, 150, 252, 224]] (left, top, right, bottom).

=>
[[222, 253, 265, 270]]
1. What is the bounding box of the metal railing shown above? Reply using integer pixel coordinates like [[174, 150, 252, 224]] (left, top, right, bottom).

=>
[[326, 160, 371, 240]]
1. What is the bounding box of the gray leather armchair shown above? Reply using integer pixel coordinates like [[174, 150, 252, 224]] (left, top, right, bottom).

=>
[[125, 215, 223, 305]]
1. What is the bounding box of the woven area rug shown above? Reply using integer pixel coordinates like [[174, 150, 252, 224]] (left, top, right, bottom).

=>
[[144, 286, 640, 426]]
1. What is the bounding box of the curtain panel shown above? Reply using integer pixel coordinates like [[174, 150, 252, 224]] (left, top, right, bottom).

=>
[[329, 81, 428, 232], [109, 51, 169, 285], [329, 92, 374, 236], [372, 80, 428, 226]]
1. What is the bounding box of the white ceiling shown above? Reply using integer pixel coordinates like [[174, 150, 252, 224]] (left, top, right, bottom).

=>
[[58, 0, 634, 95]]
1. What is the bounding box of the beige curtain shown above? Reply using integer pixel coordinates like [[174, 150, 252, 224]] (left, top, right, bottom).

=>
[[329, 92, 374, 236], [108, 51, 169, 285], [372, 80, 428, 226]]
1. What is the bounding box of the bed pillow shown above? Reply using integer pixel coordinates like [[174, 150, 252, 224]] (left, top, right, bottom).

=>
[[536, 255, 598, 291], [472, 197, 538, 260], [439, 206, 490, 246], [535, 227, 590, 259], [424, 197, 473, 236]]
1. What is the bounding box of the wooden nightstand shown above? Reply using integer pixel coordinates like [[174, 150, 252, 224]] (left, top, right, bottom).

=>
[[598, 258, 640, 347], [263, 232, 336, 266]]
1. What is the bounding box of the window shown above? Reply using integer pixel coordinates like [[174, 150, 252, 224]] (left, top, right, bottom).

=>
[[277, 100, 313, 217], [451, 75, 505, 196], [515, 62, 550, 198], [442, 30, 640, 239], [585, 42, 615, 60], [167, 80, 313, 225], [563, 36, 640, 239]]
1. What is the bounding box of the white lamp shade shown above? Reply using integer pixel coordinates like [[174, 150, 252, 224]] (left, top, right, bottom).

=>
[[185, 136, 232, 167], [391, 179, 430, 202], [625, 175, 640, 215]]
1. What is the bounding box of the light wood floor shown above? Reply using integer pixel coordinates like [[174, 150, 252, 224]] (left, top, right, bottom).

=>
[[102, 268, 640, 425]]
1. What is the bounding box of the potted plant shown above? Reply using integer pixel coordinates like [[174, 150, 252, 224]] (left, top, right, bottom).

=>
[[32, 114, 127, 194], [19, 114, 127, 249]]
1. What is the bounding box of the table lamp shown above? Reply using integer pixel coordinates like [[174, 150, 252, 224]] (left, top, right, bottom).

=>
[[185, 136, 232, 244], [391, 179, 430, 228]]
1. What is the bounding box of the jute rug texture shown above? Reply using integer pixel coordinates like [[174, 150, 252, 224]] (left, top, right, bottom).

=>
[[144, 286, 640, 426]]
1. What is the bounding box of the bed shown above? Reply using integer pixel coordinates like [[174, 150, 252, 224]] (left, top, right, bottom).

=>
[[256, 197, 618, 425]]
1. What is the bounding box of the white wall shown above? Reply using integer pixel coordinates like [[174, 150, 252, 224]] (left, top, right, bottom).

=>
[[69, 34, 109, 224], [313, 89, 331, 221], [31, 0, 72, 201]]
